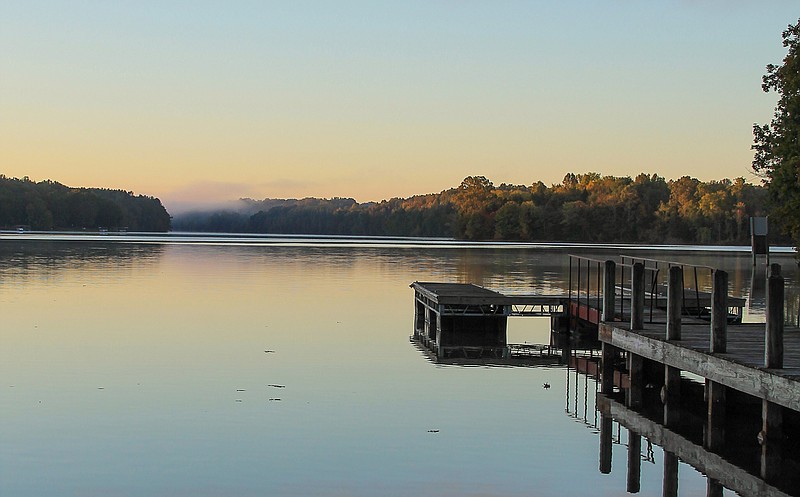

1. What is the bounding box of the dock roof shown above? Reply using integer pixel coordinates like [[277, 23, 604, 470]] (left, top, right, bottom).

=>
[[411, 282, 508, 305]]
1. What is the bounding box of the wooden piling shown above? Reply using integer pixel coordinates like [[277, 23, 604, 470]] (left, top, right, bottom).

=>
[[600, 260, 618, 395], [761, 264, 782, 467], [707, 479, 723, 497], [434, 306, 443, 358], [414, 295, 420, 337], [601, 343, 615, 394], [561, 337, 571, 366], [765, 265, 783, 369], [663, 366, 681, 428], [603, 260, 616, 322], [667, 266, 682, 341], [599, 413, 613, 474], [627, 431, 642, 493], [705, 379, 725, 451], [710, 270, 727, 354], [627, 353, 643, 409], [631, 262, 645, 330], [760, 400, 783, 483], [663, 450, 679, 497]]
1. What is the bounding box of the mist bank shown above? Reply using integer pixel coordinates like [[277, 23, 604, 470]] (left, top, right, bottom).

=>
[[0, 175, 171, 232], [172, 173, 782, 245]]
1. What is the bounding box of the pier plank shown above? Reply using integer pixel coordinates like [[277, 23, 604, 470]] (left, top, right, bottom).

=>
[[600, 321, 800, 411], [411, 282, 566, 307]]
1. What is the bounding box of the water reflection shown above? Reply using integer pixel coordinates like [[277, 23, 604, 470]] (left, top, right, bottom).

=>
[[0, 241, 164, 280], [558, 343, 800, 497], [413, 310, 800, 497], [2, 235, 799, 497], [596, 393, 798, 497]]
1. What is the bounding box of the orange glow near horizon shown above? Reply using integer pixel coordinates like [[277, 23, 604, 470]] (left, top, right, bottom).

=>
[[1, 2, 795, 210]]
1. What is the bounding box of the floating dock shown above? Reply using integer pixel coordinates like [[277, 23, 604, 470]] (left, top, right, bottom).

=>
[[411, 281, 567, 359], [595, 261, 799, 490]]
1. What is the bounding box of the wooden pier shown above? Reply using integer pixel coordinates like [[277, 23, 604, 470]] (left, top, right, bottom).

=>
[[597, 260, 800, 490], [411, 254, 800, 495], [411, 255, 747, 360]]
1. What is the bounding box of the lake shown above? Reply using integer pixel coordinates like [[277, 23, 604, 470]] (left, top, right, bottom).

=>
[[1, 234, 797, 496]]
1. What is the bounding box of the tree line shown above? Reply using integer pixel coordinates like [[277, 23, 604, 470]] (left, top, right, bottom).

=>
[[0, 175, 171, 231], [173, 173, 778, 245]]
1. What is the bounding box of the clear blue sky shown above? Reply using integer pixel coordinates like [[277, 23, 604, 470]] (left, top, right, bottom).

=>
[[1, 1, 798, 211]]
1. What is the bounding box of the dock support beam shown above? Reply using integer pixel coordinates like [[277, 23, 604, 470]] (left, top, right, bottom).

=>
[[599, 413, 613, 474], [601, 260, 617, 395], [627, 430, 641, 493], [433, 306, 443, 358], [760, 399, 783, 483], [706, 270, 727, 459], [601, 343, 616, 394], [603, 260, 616, 322], [760, 263, 784, 483], [707, 480, 723, 497], [666, 266, 682, 341], [618, 260, 646, 432], [561, 336, 571, 366], [705, 379, 726, 450], [663, 366, 681, 428], [631, 262, 644, 330], [711, 270, 727, 353], [414, 294, 426, 338], [627, 353, 643, 408], [663, 266, 682, 429], [663, 450, 679, 497], [765, 264, 783, 368]]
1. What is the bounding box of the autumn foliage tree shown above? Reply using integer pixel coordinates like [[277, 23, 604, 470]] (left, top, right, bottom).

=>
[[173, 173, 771, 245]]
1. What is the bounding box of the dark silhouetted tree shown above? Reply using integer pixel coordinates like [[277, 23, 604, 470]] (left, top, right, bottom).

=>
[[753, 18, 800, 251]]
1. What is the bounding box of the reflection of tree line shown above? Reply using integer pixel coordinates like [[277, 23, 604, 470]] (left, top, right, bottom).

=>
[[0, 242, 165, 281], [173, 174, 778, 244]]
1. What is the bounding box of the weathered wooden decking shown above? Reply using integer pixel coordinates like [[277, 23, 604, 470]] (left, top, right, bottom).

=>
[[412, 282, 508, 306], [411, 282, 567, 316], [411, 255, 798, 496], [599, 317, 800, 411]]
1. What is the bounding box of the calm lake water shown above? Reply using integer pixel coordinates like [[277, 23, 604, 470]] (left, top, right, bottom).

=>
[[1, 234, 797, 497]]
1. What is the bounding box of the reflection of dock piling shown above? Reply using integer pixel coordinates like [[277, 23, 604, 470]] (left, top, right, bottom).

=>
[[561, 323, 798, 497], [598, 258, 800, 494], [597, 394, 793, 497], [410, 253, 800, 496]]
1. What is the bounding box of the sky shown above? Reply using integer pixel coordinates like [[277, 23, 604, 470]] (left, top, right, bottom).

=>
[[1, 1, 799, 213]]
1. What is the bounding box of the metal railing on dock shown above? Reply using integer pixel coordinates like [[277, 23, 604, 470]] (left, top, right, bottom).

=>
[[619, 254, 724, 321], [568, 255, 660, 326], [568, 254, 745, 328]]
